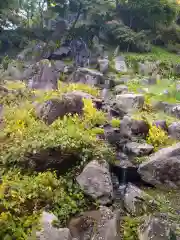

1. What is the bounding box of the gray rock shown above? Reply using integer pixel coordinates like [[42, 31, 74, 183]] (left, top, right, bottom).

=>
[[35, 91, 84, 125], [153, 120, 168, 132], [105, 211, 122, 240], [28, 60, 58, 90], [36, 211, 72, 240], [138, 215, 176, 240], [91, 206, 114, 240], [123, 184, 157, 216], [68, 207, 117, 240], [168, 122, 180, 139], [142, 76, 157, 85], [114, 56, 127, 73], [114, 85, 128, 94], [68, 68, 104, 86], [76, 160, 113, 205], [138, 143, 180, 188], [131, 119, 149, 136], [98, 58, 109, 73], [138, 61, 158, 76], [51, 46, 71, 59], [116, 93, 144, 112], [124, 142, 154, 157]]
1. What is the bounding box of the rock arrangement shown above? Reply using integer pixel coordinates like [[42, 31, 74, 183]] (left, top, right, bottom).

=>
[[1, 44, 180, 240]]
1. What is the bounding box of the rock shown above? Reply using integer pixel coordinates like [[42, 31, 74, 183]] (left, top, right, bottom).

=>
[[124, 142, 154, 157], [76, 160, 113, 205], [28, 60, 58, 90], [104, 123, 130, 148], [153, 120, 168, 132], [98, 58, 109, 73], [36, 211, 72, 240], [68, 207, 118, 240], [68, 68, 104, 87], [174, 64, 180, 75], [168, 122, 180, 139], [116, 75, 130, 84], [35, 91, 84, 125], [53, 60, 66, 72], [131, 119, 149, 136], [50, 46, 71, 60], [114, 85, 128, 94], [114, 56, 127, 73], [138, 61, 158, 76], [105, 211, 122, 240], [116, 93, 144, 112], [138, 215, 176, 240], [142, 76, 157, 85], [123, 184, 157, 216], [138, 143, 180, 188], [91, 206, 114, 240]]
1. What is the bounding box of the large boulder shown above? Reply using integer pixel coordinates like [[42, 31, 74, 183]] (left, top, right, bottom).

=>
[[35, 91, 84, 125], [28, 60, 58, 90], [98, 58, 109, 73], [114, 85, 128, 94], [115, 93, 144, 112], [36, 211, 72, 240], [68, 207, 119, 240], [138, 215, 177, 240], [68, 68, 104, 87], [76, 160, 113, 205], [124, 142, 154, 157], [123, 184, 157, 216], [114, 56, 127, 73], [138, 143, 180, 188], [168, 122, 180, 139]]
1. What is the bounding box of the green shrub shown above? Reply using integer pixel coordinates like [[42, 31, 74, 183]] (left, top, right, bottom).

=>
[[111, 118, 121, 128], [0, 97, 111, 168], [122, 217, 141, 240], [0, 170, 90, 239], [146, 125, 174, 150]]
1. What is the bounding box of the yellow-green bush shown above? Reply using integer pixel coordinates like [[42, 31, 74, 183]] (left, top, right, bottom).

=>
[[0, 97, 111, 168], [83, 98, 106, 127], [146, 125, 173, 150], [58, 82, 100, 97], [111, 118, 120, 128], [0, 171, 89, 239]]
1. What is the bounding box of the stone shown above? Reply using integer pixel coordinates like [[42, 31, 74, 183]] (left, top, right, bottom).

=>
[[91, 206, 114, 240], [68, 207, 118, 240], [68, 68, 104, 87], [36, 211, 72, 240], [138, 143, 180, 188], [138, 215, 176, 240], [105, 211, 122, 240], [124, 142, 154, 157], [123, 184, 157, 216], [114, 85, 128, 94], [98, 58, 109, 73], [131, 119, 149, 136], [168, 122, 180, 139], [114, 56, 127, 73], [35, 91, 84, 125], [142, 76, 157, 85], [138, 61, 158, 76], [174, 64, 180, 75], [116, 93, 144, 112], [76, 160, 113, 205], [153, 120, 168, 132], [50, 46, 71, 60], [28, 60, 58, 90]]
